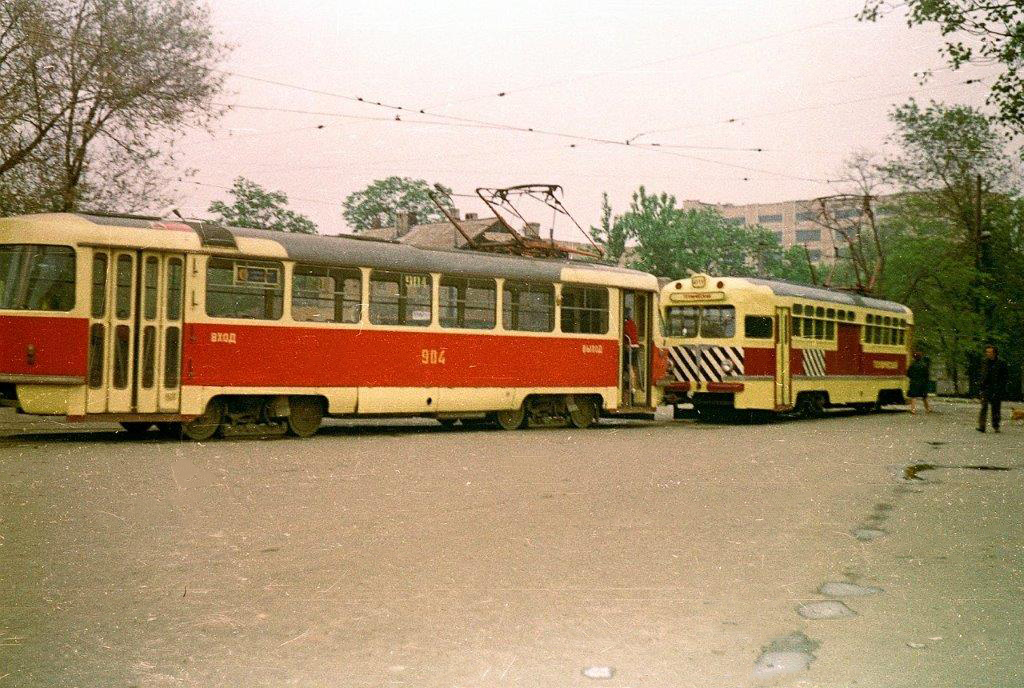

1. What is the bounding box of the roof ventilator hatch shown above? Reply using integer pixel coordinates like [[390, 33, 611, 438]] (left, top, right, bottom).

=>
[[193, 222, 237, 249]]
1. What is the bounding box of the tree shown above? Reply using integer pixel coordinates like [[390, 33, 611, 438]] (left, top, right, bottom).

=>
[[208, 177, 317, 234], [872, 100, 1023, 396], [342, 177, 455, 231], [807, 152, 889, 292], [0, 0, 228, 215], [602, 186, 813, 283], [859, 0, 1024, 137], [590, 193, 628, 263]]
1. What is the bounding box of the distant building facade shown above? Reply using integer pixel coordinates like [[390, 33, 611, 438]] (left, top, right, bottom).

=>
[[681, 197, 894, 263]]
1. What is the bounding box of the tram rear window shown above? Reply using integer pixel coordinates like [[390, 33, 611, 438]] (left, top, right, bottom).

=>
[[560, 285, 609, 334], [439, 276, 496, 329], [206, 257, 284, 320], [664, 305, 735, 338], [370, 270, 432, 326], [0, 244, 75, 311], [503, 281, 554, 332], [292, 265, 361, 323]]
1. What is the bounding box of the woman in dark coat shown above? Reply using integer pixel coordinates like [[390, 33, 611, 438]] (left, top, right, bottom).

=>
[[906, 351, 932, 414]]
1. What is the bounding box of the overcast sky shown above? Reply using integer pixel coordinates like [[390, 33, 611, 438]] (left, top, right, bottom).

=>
[[170, 0, 995, 238]]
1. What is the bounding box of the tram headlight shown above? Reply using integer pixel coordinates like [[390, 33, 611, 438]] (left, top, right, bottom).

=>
[[721, 359, 734, 374]]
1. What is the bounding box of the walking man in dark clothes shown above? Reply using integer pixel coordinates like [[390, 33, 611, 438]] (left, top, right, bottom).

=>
[[978, 345, 1009, 433]]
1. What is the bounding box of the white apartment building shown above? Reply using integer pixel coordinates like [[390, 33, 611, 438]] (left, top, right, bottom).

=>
[[681, 198, 871, 263]]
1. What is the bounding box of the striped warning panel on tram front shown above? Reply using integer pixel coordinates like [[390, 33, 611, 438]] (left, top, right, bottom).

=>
[[668, 345, 744, 383], [802, 348, 826, 377]]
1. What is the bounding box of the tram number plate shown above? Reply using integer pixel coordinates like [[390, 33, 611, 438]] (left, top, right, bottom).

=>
[[421, 348, 446, 365]]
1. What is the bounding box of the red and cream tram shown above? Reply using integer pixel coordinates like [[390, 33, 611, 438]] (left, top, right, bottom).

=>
[[0, 213, 667, 439], [658, 274, 913, 418]]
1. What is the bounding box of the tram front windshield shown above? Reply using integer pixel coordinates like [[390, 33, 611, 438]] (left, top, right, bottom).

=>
[[664, 305, 735, 338]]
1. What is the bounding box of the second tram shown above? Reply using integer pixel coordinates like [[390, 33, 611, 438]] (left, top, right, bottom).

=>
[[659, 274, 913, 418]]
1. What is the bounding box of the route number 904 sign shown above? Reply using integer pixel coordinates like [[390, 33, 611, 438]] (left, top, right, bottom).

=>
[[421, 349, 446, 365]]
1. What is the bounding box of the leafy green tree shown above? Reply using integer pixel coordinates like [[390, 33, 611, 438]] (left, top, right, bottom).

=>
[[603, 186, 813, 282], [343, 177, 455, 231], [208, 177, 317, 234], [872, 100, 1023, 396], [590, 192, 629, 262], [859, 1, 1024, 137], [0, 0, 228, 215]]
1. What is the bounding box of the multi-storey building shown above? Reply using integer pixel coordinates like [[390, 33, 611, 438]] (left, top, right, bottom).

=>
[[681, 198, 876, 263]]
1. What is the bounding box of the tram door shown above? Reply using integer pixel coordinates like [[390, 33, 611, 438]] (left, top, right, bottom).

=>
[[86, 250, 184, 414], [620, 290, 652, 407], [774, 306, 792, 409]]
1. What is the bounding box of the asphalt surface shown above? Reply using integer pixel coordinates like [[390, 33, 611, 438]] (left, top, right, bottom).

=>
[[1, 402, 1022, 687]]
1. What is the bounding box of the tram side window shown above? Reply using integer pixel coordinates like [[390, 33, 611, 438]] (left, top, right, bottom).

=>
[[439, 276, 496, 329], [745, 315, 773, 339], [502, 281, 554, 332], [206, 258, 284, 320], [0, 244, 75, 311], [292, 265, 361, 323], [370, 270, 432, 326], [560, 285, 609, 334]]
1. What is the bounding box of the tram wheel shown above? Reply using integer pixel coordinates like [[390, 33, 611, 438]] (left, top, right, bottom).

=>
[[567, 396, 598, 429], [494, 406, 526, 431], [797, 393, 825, 419], [119, 422, 154, 436], [181, 401, 224, 441], [286, 397, 324, 438]]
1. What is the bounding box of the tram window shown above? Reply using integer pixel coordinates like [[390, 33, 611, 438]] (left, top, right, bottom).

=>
[[112, 324, 130, 389], [143, 257, 158, 320], [664, 306, 699, 338], [814, 318, 825, 339], [167, 258, 183, 321], [825, 320, 835, 339], [803, 317, 814, 337], [370, 270, 432, 326], [206, 257, 283, 320], [503, 281, 554, 332], [560, 285, 609, 334], [293, 265, 362, 323], [164, 328, 180, 388], [115, 255, 132, 319], [701, 306, 736, 337], [793, 304, 803, 315], [826, 307, 835, 319], [90, 254, 107, 318], [440, 276, 496, 329], [141, 326, 156, 389], [0, 244, 75, 312], [745, 315, 773, 339], [792, 317, 801, 337], [815, 306, 825, 318], [88, 323, 105, 388]]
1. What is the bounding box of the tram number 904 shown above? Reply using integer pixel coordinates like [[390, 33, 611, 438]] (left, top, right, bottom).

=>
[[421, 348, 446, 365]]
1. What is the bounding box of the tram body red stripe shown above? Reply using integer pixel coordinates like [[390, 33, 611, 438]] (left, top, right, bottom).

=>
[[0, 315, 88, 376], [184, 324, 620, 388]]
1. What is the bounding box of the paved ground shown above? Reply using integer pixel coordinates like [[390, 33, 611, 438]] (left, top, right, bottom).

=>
[[0, 401, 1021, 687]]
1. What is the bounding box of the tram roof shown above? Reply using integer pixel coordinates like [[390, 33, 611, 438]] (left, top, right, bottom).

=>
[[227, 225, 656, 288], [744, 277, 910, 314], [0, 212, 657, 290]]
